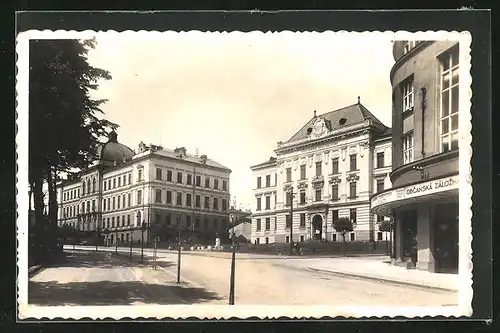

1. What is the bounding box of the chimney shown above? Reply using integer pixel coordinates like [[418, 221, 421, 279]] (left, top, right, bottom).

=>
[[357, 96, 360, 104], [200, 154, 208, 164], [313, 110, 317, 117]]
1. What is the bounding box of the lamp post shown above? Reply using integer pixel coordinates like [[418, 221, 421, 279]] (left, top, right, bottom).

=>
[[94, 212, 99, 251], [228, 212, 237, 305], [176, 215, 182, 283], [141, 221, 147, 263], [287, 189, 296, 256]]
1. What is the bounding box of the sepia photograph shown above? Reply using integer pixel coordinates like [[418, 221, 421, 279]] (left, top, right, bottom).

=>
[[16, 28, 473, 319]]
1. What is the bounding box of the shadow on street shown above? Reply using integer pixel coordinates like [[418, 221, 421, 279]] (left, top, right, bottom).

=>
[[45, 250, 175, 269], [28, 280, 222, 306]]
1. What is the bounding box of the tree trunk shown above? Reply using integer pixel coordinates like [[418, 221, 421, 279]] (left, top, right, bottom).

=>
[[342, 233, 346, 256], [47, 168, 58, 230], [32, 172, 45, 264]]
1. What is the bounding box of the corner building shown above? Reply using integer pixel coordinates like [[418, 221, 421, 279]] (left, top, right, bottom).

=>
[[57, 131, 231, 245], [371, 41, 460, 273], [251, 101, 392, 245]]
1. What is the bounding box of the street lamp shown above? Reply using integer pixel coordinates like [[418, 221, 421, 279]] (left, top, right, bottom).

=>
[[141, 221, 147, 263], [176, 215, 182, 283], [228, 212, 237, 305], [286, 189, 296, 256]]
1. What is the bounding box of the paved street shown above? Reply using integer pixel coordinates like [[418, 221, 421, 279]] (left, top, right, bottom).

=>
[[29, 247, 457, 306]]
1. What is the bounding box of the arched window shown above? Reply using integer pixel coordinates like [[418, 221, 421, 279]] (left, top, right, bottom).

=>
[[92, 178, 96, 193], [82, 181, 86, 195]]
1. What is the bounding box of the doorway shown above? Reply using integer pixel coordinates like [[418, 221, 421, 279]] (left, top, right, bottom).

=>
[[401, 209, 418, 265], [433, 202, 459, 273], [312, 215, 323, 240]]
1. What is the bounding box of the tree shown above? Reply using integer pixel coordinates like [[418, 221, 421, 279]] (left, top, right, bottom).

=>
[[333, 217, 354, 256], [378, 219, 394, 256], [29, 38, 116, 261]]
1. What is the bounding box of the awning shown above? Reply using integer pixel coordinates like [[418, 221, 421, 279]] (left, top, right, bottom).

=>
[[371, 174, 460, 215]]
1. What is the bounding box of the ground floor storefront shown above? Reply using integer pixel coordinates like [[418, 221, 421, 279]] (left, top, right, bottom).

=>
[[371, 174, 459, 273]]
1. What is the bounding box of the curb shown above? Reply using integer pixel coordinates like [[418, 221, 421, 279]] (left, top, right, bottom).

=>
[[308, 267, 457, 292], [28, 265, 44, 278]]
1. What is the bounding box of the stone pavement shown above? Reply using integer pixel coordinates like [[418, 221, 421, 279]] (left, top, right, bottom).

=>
[[304, 256, 460, 291]]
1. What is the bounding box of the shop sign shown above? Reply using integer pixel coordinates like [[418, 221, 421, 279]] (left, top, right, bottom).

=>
[[371, 175, 459, 209]]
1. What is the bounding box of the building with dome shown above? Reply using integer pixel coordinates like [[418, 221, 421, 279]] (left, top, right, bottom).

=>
[[57, 131, 232, 246], [250, 99, 392, 245]]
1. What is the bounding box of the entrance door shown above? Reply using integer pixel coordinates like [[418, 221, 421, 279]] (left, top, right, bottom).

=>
[[402, 210, 418, 265], [433, 203, 459, 273], [312, 215, 323, 240]]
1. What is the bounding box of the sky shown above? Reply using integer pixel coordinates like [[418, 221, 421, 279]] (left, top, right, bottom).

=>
[[86, 31, 395, 211]]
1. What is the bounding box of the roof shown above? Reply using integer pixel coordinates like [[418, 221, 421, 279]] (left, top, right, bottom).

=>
[[153, 148, 231, 172], [286, 102, 388, 143], [97, 131, 134, 164], [250, 156, 277, 170]]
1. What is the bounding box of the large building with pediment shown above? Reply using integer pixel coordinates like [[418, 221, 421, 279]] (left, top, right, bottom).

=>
[[57, 130, 232, 246], [250, 98, 392, 245]]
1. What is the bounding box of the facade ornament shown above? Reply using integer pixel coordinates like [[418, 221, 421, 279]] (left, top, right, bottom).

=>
[[324, 151, 329, 164], [359, 142, 369, 157], [328, 176, 342, 185], [308, 155, 313, 167], [346, 173, 360, 182], [293, 158, 298, 171], [297, 181, 309, 190], [341, 147, 347, 161], [283, 184, 293, 193], [311, 175, 324, 188], [310, 117, 328, 138]]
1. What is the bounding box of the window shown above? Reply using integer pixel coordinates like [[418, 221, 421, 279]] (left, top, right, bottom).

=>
[[265, 218, 270, 230], [155, 189, 161, 203], [332, 210, 339, 223], [107, 198, 110, 210], [186, 194, 192, 207], [440, 45, 460, 152], [349, 182, 357, 198], [377, 232, 383, 241], [82, 182, 86, 195], [256, 197, 261, 211], [204, 196, 210, 209], [315, 189, 322, 201], [274, 217, 277, 230], [92, 178, 96, 193], [104, 181, 107, 191], [186, 215, 191, 228], [187, 174, 192, 185], [300, 213, 305, 228], [137, 169, 143, 182], [300, 164, 306, 180], [275, 173, 277, 185], [404, 40, 417, 54], [103, 199, 107, 211], [156, 168, 162, 180], [112, 178, 116, 189], [111, 217, 115, 228], [137, 190, 142, 205], [213, 198, 218, 210], [127, 215, 131, 226], [285, 192, 292, 206], [331, 184, 339, 201], [350, 208, 357, 224], [122, 215, 125, 227], [300, 191, 306, 204], [166, 214, 171, 225], [300, 235, 304, 242], [376, 179, 385, 193], [177, 172, 183, 184], [402, 78, 415, 111], [376, 152, 385, 168], [117, 196, 120, 209], [315, 161, 322, 177], [285, 236, 290, 243], [166, 191, 172, 204], [128, 174, 131, 184], [332, 234, 337, 242], [123, 175, 126, 186], [350, 233, 355, 241], [118, 177, 121, 187], [205, 178, 210, 188], [256, 219, 261, 231], [265, 196, 270, 210], [403, 132, 414, 164], [214, 179, 218, 189], [377, 214, 385, 223], [331, 158, 339, 174], [222, 180, 227, 191], [176, 192, 182, 206], [196, 175, 201, 186], [195, 218, 200, 229], [286, 168, 292, 182], [264, 175, 270, 187], [112, 197, 116, 210], [257, 177, 262, 189], [349, 154, 357, 171], [285, 215, 291, 229], [128, 193, 131, 207], [167, 170, 173, 182], [265, 237, 269, 244], [195, 195, 201, 208], [222, 199, 227, 211]]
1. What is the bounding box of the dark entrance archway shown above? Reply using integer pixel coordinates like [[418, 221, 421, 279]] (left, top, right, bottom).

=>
[[312, 215, 323, 240]]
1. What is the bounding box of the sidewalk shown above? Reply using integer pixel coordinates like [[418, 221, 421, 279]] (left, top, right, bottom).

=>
[[307, 257, 459, 292]]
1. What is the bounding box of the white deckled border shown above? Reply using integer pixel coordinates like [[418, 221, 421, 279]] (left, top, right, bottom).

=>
[[16, 30, 473, 320]]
